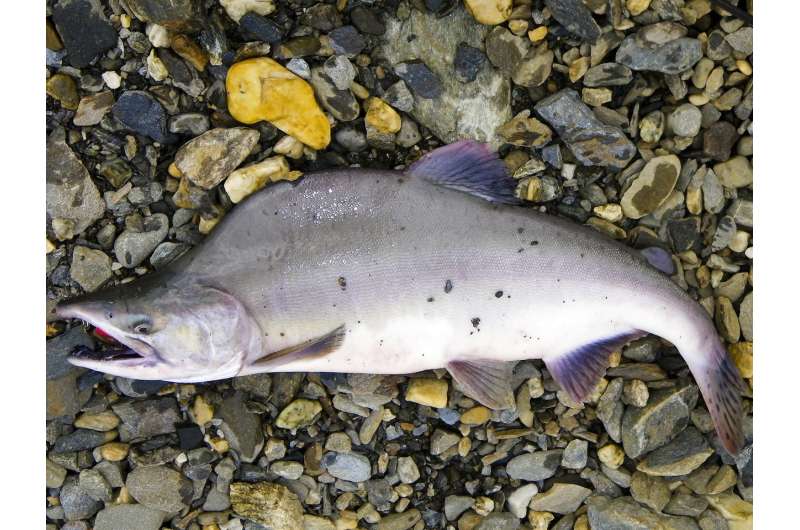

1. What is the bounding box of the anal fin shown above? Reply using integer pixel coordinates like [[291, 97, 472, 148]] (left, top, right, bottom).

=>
[[545, 331, 644, 403], [252, 325, 346, 369], [446, 359, 516, 410]]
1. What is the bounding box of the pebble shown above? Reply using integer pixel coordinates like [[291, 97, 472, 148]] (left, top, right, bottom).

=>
[[395, 61, 443, 99], [460, 406, 491, 425], [376, 509, 422, 530], [93, 504, 165, 530], [430, 428, 461, 455], [561, 439, 588, 469], [52, 0, 118, 68], [321, 451, 372, 482], [70, 246, 112, 292], [588, 496, 699, 530], [598, 443, 625, 469], [621, 155, 681, 219], [506, 450, 562, 481], [397, 456, 421, 484], [637, 427, 714, 477], [630, 471, 672, 512], [454, 42, 486, 83], [396, 118, 422, 148], [621, 384, 699, 458], [512, 44, 554, 88], [101, 71, 121, 89], [275, 399, 322, 430], [98, 442, 130, 461], [47, 457, 68, 488], [112, 91, 172, 143], [739, 292, 753, 341], [46, 74, 79, 110], [703, 121, 739, 161], [464, 0, 512, 25], [365, 97, 402, 134], [239, 12, 283, 43], [668, 104, 703, 137], [323, 55, 356, 91], [405, 377, 448, 408], [78, 468, 112, 502], [474, 512, 520, 530], [715, 296, 741, 343], [329, 26, 365, 56], [623, 379, 649, 407], [528, 483, 592, 514], [545, 0, 601, 42], [46, 131, 105, 237], [616, 31, 702, 74], [226, 58, 331, 149], [127, 0, 204, 31], [383, 81, 414, 113], [534, 89, 635, 169], [174, 127, 260, 189], [73, 91, 114, 126], [168, 113, 211, 136], [445, 495, 476, 521], [217, 391, 265, 463], [225, 155, 291, 203], [59, 476, 102, 521], [714, 156, 753, 188], [219, 0, 276, 22], [507, 483, 539, 518], [230, 482, 304, 530], [111, 396, 180, 442], [126, 464, 193, 513], [74, 410, 119, 431], [583, 63, 633, 87], [113, 213, 169, 268], [497, 110, 553, 148]]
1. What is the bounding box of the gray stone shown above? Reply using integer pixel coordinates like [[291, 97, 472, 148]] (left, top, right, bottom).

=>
[[93, 504, 166, 530], [379, 7, 511, 149], [588, 496, 701, 530], [310, 67, 360, 121], [329, 25, 365, 56], [70, 246, 112, 292], [323, 55, 357, 91], [637, 427, 714, 477], [217, 391, 265, 463], [321, 451, 372, 483], [46, 130, 105, 237], [168, 113, 210, 136], [376, 509, 422, 530], [454, 42, 486, 83], [430, 428, 460, 455], [725, 27, 752, 55], [444, 495, 476, 520], [664, 493, 709, 517], [630, 471, 671, 512], [53, 429, 111, 453], [174, 127, 260, 189], [544, 0, 601, 42], [113, 213, 169, 268], [621, 384, 699, 458], [529, 483, 592, 514], [334, 128, 367, 152], [383, 81, 414, 113], [512, 45, 554, 88], [623, 337, 660, 362], [475, 512, 521, 530], [740, 292, 753, 341], [126, 465, 193, 513], [485, 26, 528, 75], [150, 241, 190, 269], [203, 487, 232, 511], [616, 31, 703, 74], [561, 439, 588, 469], [534, 89, 636, 169], [126, 0, 203, 32], [507, 484, 539, 518], [111, 396, 181, 442], [703, 121, 739, 162], [52, 0, 118, 68], [396, 118, 421, 148], [668, 104, 703, 137], [112, 90, 173, 143], [233, 373, 273, 399], [597, 377, 625, 442], [60, 476, 103, 521], [395, 61, 443, 99], [506, 450, 562, 481], [78, 468, 113, 502], [397, 456, 420, 483], [583, 63, 633, 87], [94, 460, 125, 488]]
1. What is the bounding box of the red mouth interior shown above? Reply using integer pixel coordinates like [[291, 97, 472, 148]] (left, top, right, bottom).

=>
[[93, 327, 118, 344]]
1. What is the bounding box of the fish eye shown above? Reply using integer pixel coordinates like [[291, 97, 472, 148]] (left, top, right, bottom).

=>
[[132, 319, 152, 334]]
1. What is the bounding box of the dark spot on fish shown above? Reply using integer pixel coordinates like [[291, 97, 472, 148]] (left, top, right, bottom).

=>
[[531, 240, 539, 245], [280, 332, 285, 337], [517, 248, 524, 253], [427, 297, 434, 302], [517, 227, 524, 234], [400, 226, 406, 231], [580, 253, 585, 258], [398, 178, 404, 184], [495, 291, 503, 298], [274, 211, 278, 215], [471, 317, 480, 328], [337, 276, 347, 290], [444, 279, 453, 293]]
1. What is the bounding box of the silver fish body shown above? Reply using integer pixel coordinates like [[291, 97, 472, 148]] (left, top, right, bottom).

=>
[[58, 142, 745, 453]]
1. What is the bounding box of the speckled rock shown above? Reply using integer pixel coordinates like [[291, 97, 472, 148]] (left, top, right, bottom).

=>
[[621, 384, 699, 458], [321, 451, 372, 482], [616, 30, 703, 74], [621, 155, 681, 219], [529, 483, 592, 514], [174, 127, 260, 189], [544, 0, 601, 42], [113, 213, 170, 268], [506, 450, 562, 481], [588, 496, 701, 530], [230, 481, 304, 530], [126, 465, 193, 513], [93, 504, 166, 530], [637, 427, 714, 477]]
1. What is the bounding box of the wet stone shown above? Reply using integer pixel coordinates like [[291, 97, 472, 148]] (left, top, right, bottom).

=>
[[126, 0, 204, 31], [111, 396, 181, 442], [534, 89, 635, 169], [562, 439, 589, 469], [621, 155, 681, 219], [169, 113, 211, 136], [395, 61, 443, 99], [668, 104, 702, 137], [383, 81, 414, 113], [621, 384, 699, 458], [454, 42, 486, 83], [112, 91, 172, 143], [52, 0, 118, 68], [506, 450, 562, 481], [78, 468, 112, 502], [53, 429, 113, 453], [544, 0, 601, 43]]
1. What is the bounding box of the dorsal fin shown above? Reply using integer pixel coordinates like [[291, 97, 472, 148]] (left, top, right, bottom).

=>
[[545, 331, 645, 403], [406, 140, 521, 205]]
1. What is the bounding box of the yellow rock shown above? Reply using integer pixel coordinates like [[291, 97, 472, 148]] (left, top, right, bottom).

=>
[[275, 399, 323, 430], [593, 203, 623, 223], [405, 378, 448, 408], [74, 411, 120, 431], [199, 215, 222, 235], [192, 394, 214, 425], [728, 342, 753, 378], [99, 442, 130, 461], [626, 0, 652, 16], [528, 511, 554, 530], [273, 135, 305, 159], [46, 238, 56, 254], [225, 155, 291, 203], [528, 26, 548, 42], [598, 443, 625, 469], [569, 57, 590, 82], [460, 406, 491, 425], [365, 97, 401, 134], [586, 217, 626, 240], [226, 57, 330, 149], [705, 493, 753, 522], [46, 74, 79, 110], [464, 0, 512, 25], [210, 437, 230, 453]]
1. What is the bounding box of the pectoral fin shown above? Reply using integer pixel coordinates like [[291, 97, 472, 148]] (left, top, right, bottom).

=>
[[251, 325, 346, 369], [446, 359, 516, 410], [545, 331, 644, 403]]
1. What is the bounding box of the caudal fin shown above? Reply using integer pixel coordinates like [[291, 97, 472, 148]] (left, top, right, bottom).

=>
[[687, 340, 746, 455]]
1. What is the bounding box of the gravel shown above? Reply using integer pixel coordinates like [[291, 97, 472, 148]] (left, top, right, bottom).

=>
[[46, 1, 754, 528]]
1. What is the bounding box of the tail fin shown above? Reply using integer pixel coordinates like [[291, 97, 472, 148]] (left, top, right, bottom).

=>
[[686, 339, 746, 455]]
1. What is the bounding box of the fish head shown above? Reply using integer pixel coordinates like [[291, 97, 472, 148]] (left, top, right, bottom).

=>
[[56, 277, 263, 382]]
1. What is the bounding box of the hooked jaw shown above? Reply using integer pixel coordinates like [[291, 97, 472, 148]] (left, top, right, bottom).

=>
[[55, 301, 160, 377]]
